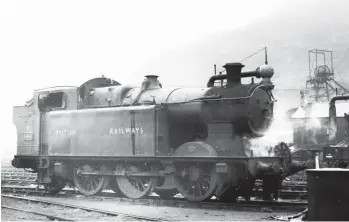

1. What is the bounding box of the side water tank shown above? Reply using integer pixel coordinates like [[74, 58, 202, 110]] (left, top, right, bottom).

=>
[[307, 168, 349, 221]]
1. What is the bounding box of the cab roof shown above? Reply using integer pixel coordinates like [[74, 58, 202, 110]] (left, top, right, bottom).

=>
[[34, 86, 78, 93]]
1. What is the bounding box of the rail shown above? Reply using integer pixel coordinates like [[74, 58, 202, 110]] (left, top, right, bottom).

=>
[[2, 194, 168, 221], [1, 186, 307, 213], [1, 205, 73, 221]]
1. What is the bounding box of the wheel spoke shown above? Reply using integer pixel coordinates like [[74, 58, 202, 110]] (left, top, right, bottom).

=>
[[174, 164, 217, 202], [196, 183, 203, 196], [116, 164, 153, 199], [91, 177, 98, 189], [138, 180, 146, 191], [199, 177, 210, 187], [134, 180, 141, 191], [191, 186, 195, 196], [73, 164, 106, 196], [88, 178, 93, 191], [196, 182, 204, 196], [81, 177, 86, 190]]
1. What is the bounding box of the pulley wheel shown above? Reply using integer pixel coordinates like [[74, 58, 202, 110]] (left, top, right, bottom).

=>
[[73, 164, 107, 196], [116, 164, 153, 199]]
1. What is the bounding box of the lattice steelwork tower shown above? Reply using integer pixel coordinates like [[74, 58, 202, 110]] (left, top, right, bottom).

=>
[[302, 49, 349, 103]]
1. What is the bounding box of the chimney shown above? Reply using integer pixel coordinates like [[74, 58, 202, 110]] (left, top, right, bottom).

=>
[[223, 63, 244, 87], [141, 75, 162, 90]]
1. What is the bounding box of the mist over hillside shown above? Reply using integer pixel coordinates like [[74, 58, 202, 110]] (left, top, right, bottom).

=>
[[2, 0, 348, 160], [138, 0, 349, 109]]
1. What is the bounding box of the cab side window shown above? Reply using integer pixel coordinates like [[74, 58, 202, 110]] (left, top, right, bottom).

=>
[[39, 92, 65, 111]]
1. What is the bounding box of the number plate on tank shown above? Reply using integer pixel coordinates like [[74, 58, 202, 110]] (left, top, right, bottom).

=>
[[22, 132, 33, 141]]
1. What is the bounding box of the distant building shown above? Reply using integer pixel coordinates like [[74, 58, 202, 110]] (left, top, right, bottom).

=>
[[291, 102, 348, 150]]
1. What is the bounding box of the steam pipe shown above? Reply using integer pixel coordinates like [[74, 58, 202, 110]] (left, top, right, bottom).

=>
[[207, 74, 228, 87], [254, 161, 282, 177], [207, 71, 262, 87], [329, 95, 349, 124], [330, 95, 349, 105], [241, 71, 262, 78], [254, 159, 314, 178], [207, 63, 274, 88]]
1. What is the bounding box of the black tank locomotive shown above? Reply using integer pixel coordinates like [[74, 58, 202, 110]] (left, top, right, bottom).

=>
[[323, 95, 349, 168], [12, 62, 310, 201]]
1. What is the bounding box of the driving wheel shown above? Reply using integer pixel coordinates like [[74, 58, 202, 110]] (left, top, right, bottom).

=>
[[73, 164, 107, 196], [116, 163, 153, 199]]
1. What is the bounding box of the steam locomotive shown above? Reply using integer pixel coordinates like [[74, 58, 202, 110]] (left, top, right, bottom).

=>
[[323, 95, 349, 168], [12, 61, 310, 202]]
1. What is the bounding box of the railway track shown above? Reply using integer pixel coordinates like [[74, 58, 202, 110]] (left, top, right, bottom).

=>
[[1, 205, 74, 221], [2, 166, 308, 187], [2, 194, 168, 221], [2, 166, 308, 201], [1, 185, 307, 213], [1, 188, 70, 222], [1, 180, 308, 200], [2, 164, 308, 213]]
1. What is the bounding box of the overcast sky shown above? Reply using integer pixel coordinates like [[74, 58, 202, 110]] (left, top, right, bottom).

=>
[[1, 0, 284, 158]]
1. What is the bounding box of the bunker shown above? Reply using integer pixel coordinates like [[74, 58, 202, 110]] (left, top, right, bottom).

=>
[[307, 168, 349, 221]]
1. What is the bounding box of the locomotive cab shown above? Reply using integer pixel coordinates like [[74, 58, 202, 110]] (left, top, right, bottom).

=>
[[12, 87, 78, 168]]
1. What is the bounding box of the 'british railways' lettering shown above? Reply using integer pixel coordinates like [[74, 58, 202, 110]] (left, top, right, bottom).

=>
[[55, 129, 77, 136], [109, 127, 144, 135]]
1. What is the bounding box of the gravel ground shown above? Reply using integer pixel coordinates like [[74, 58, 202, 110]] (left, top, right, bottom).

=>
[[1, 208, 48, 221], [1, 196, 140, 221], [21, 195, 297, 221]]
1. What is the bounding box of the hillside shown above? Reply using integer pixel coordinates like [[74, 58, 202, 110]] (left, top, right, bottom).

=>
[[2, 1, 348, 159], [138, 0, 349, 109]]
